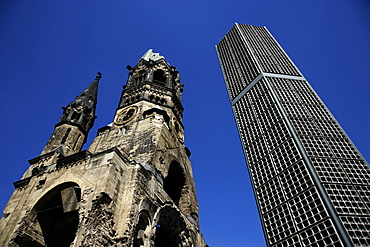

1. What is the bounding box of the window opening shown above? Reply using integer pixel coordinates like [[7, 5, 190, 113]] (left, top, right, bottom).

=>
[[61, 128, 71, 144], [153, 70, 166, 84]]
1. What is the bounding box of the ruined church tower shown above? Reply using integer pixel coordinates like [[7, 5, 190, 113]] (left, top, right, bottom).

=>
[[0, 50, 207, 247]]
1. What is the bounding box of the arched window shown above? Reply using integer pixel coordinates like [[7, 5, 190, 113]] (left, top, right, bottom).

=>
[[136, 70, 146, 84], [71, 111, 81, 122], [13, 183, 82, 247], [133, 212, 151, 247], [153, 70, 166, 84], [36, 183, 81, 247], [154, 206, 188, 247], [163, 162, 186, 207]]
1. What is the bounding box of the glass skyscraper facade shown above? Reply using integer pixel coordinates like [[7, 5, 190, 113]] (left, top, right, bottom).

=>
[[216, 23, 370, 247]]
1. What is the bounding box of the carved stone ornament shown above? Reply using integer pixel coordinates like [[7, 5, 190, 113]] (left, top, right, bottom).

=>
[[80, 192, 116, 247]]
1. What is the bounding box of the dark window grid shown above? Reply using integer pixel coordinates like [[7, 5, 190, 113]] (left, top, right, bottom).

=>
[[299, 135, 335, 158], [247, 43, 281, 75], [237, 95, 257, 121], [310, 157, 351, 184], [232, 26, 261, 78], [251, 79, 269, 98], [295, 91, 322, 106], [251, 82, 274, 104], [263, 202, 298, 245], [249, 121, 264, 146], [252, 100, 275, 121], [256, 107, 282, 136], [227, 28, 260, 84], [250, 153, 277, 185], [355, 185, 370, 210], [233, 105, 248, 130], [270, 138, 303, 174], [243, 26, 300, 76], [323, 183, 369, 215], [245, 135, 270, 165], [299, 219, 343, 247], [255, 29, 301, 76], [239, 127, 255, 148], [265, 119, 291, 152], [217, 40, 238, 92], [256, 176, 286, 214], [274, 89, 302, 104], [240, 118, 263, 149], [220, 41, 246, 98], [304, 104, 333, 121], [280, 161, 315, 200], [314, 119, 348, 139], [268, 77, 293, 90], [289, 117, 322, 137], [340, 160, 370, 185], [288, 186, 329, 231], [340, 216, 370, 247], [281, 103, 312, 119], [248, 90, 272, 109], [227, 58, 246, 98], [326, 137, 362, 160], [289, 79, 314, 93], [273, 235, 302, 247]]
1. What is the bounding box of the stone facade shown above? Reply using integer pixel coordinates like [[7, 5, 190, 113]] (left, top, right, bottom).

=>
[[0, 50, 207, 247]]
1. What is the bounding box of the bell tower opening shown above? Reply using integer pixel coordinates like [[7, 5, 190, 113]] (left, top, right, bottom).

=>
[[34, 183, 81, 247], [153, 69, 166, 84]]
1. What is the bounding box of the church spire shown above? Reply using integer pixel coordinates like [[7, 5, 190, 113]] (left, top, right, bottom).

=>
[[72, 72, 101, 112], [59, 72, 101, 133], [41, 73, 101, 156]]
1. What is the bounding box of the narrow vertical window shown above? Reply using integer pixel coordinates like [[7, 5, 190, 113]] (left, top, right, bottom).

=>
[[72, 134, 81, 150], [61, 128, 71, 144]]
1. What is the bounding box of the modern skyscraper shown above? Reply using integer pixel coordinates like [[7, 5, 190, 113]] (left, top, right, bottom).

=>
[[0, 50, 207, 247], [216, 23, 370, 247]]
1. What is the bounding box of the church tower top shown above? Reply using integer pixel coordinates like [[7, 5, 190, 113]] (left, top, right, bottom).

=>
[[140, 49, 165, 62], [120, 50, 184, 121]]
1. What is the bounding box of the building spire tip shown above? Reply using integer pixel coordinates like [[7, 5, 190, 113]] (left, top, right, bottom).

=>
[[96, 72, 102, 80]]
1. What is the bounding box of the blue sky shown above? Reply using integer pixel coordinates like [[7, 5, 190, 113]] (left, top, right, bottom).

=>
[[0, 1, 369, 246]]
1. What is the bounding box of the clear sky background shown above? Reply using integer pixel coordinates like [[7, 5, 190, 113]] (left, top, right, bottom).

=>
[[0, 1, 369, 246]]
